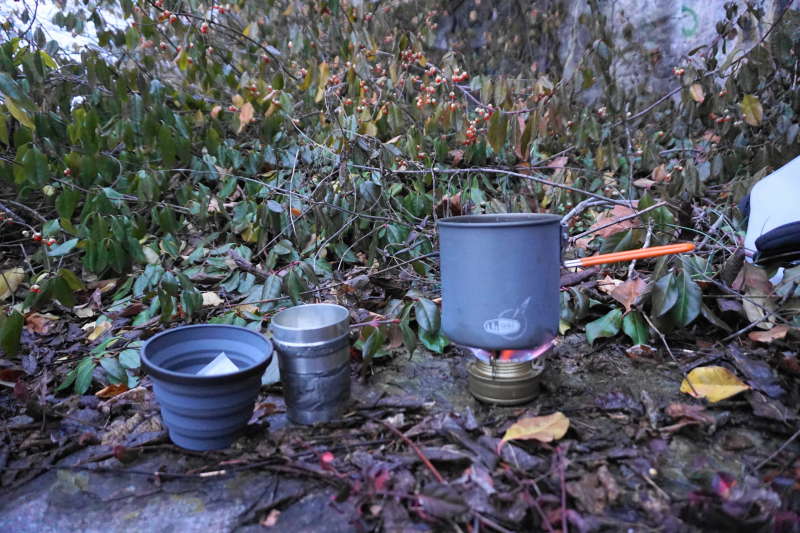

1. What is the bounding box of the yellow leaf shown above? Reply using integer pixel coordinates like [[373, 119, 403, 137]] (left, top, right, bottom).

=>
[[202, 291, 224, 307], [87, 320, 112, 341], [5, 98, 34, 130], [315, 62, 330, 103], [0, 267, 25, 300], [237, 102, 254, 133], [740, 94, 763, 126], [232, 94, 244, 107], [500, 412, 570, 449], [680, 366, 750, 403], [95, 383, 129, 399], [689, 83, 705, 103]]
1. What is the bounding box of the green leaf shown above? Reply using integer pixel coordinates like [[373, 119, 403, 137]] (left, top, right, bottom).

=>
[[400, 318, 417, 355], [361, 328, 385, 359], [487, 111, 508, 154], [99, 357, 126, 383], [651, 272, 678, 317], [47, 238, 79, 257], [57, 367, 78, 392], [55, 189, 80, 219], [668, 270, 702, 327], [58, 268, 85, 291], [419, 329, 449, 353], [74, 357, 97, 395], [622, 310, 649, 345], [585, 308, 623, 345], [5, 98, 34, 130], [414, 298, 440, 333], [0, 311, 23, 356], [119, 349, 141, 369]]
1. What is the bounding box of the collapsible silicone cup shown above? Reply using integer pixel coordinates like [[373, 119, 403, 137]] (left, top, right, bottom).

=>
[[141, 324, 272, 450]]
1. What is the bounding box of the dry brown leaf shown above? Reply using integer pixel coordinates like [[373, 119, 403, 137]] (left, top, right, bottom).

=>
[[500, 412, 570, 450], [741, 263, 776, 329], [680, 366, 750, 403], [689, 83, 705, 103], [237, 102, 255, 133], [589, 205, 639, 238], [632, 178, 656, 189], [547, 156, 568, 170], [207, 197, 221, 213], [25, 312, 59, 335], [202, 291, 224, 307], [665, 403, 714, 424], [748, 324, 790, 343], [597, 275, 624, 295], [0, 267, 25, 300], [448, 149, 464, 166], [610, 278, 648, 312], [651, 164, 671, 183], [95, 383, 129, 399]]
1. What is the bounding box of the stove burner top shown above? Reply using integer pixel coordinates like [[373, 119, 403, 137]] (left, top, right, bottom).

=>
[[463, 338, 557, 363]]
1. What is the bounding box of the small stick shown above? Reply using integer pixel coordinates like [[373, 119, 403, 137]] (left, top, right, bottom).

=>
[[755, 427, 800, 471], [569, 201, 667, 241], [371, 415, 444, 483]]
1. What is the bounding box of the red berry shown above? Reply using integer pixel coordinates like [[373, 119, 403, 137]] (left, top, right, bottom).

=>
[[32, 233, 42, 242], [31, 284, 41, 293], [63, 168, 72, 176], [200, 23, 209, 33], [228, 105, 237, 112]]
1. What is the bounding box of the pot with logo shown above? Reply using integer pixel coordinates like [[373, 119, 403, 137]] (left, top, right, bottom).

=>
[[437, 213, 695, 351]]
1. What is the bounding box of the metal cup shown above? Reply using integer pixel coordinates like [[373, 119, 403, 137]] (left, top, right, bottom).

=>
[[269, 303, 351, 425]]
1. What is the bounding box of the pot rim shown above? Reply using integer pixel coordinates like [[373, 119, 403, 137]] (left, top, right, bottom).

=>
[[141, 324, 272, 384], [437, 213, 562, 228]]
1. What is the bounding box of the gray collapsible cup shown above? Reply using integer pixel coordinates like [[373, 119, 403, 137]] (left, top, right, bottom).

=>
[[437, 213, 562, 350], [269, 304, 350, 425], [141, 324, 272, 451]]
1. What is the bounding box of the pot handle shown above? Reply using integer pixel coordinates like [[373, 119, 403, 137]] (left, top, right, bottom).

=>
[[564, 242, 695, 268]]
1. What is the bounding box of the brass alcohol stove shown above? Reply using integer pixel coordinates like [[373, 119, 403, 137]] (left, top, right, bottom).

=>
[[467, 358, 544, 405]]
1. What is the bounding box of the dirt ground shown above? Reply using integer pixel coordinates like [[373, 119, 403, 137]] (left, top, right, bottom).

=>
[[1, 333, 798, 532]]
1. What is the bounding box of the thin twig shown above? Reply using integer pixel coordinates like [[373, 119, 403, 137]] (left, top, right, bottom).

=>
[[755, 427, 800, 470], [371, 415, 444, 483], [570, 201, 667, 242]]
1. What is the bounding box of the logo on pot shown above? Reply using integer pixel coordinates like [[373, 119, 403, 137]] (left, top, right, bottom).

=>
[[484, 297, 531, 340], [483, 317, 522, 336]]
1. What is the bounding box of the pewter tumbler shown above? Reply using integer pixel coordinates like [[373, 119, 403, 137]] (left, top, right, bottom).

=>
[[270, 303, 351, 425]]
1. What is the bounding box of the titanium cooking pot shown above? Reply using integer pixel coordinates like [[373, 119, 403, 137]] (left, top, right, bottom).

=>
[[437, 213, 695, 350]]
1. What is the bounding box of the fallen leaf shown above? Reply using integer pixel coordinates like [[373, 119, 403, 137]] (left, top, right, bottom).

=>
[[689, 83, 705, 103], [95, 383, 129, 399], [0, 267, 25, 300], [86, 320, 113, 341], [679, 366, 750, 403], [500, 411, 570, 450], [610, 278, 648, 312], [202, 291, 224, 307], [665, 403, 714, 424], [748, 324, 789, 343], [597, 275, 624, 295], [238, 102, 255, 133], [24, 312, 59, 334]]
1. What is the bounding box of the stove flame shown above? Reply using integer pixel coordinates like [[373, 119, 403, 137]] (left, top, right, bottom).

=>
[[464, 337, 556, 363]]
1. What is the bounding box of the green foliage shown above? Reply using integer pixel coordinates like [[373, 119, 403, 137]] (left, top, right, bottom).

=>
[[1, 1, 799, 388]]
